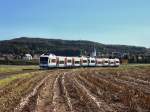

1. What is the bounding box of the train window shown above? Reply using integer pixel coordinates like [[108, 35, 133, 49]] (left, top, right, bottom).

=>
[[75, 61, 80, 64], [105, 61, 108, 63], [83, 60, 87, 63], [91, 60, 95, 63], [51, 59, 56, 63], [59, 61, 64, 64], [98, 61, 102, 64], [67, 60, 72, 63]]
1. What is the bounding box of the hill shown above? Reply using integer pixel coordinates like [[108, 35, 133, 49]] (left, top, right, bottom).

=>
[[0, 37, 148, 56]]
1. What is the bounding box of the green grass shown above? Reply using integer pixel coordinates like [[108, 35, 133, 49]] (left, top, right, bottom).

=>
[[119, 64, 150, 69], [121, 63, 150, 67], [0, 73, 34, 87], [0, 65, 39, 74]]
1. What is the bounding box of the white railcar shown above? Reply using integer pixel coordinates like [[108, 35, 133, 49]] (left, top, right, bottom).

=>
[[57, 56, 66, 68], [114, 58, 120, 67], [66, 57, 73, 67], [40, 54, 57, 68], [80, 57, 88, 67], [73, 57, 81, 67], [39, 53, 120, 69], [96, 58, 103, 66], [102, 58, 109, 67], [109, 59, 115, 67], [88, 57, 96, 66]]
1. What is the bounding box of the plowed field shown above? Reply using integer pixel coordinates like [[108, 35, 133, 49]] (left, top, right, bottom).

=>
[[0, 65, 150, 112]]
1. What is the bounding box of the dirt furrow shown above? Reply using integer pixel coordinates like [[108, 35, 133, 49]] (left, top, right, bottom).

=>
[[94, 73, 150, 94], [77, 74, 129, 111], [115, 71, 150, 87], [62, 73, 74, 112], [14, 74, 50, 112], [118, 69, 150, 81], [63, 72, 96, 112], [74, 76, 116, 112], [35, 73, 58, 112], [52, 74, 69, 112], [80, 72, 150, 111], [117, 75, 150, 86]]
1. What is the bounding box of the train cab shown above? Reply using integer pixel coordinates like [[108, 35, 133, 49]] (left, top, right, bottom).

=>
[[40, 54, 57, 68], [88, 57, 96, 67]]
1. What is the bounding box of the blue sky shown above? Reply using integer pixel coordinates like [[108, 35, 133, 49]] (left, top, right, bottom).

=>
[[0, 0, 150, 47]]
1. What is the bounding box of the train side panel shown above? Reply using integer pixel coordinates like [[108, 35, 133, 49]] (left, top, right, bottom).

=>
[[114, 58, 120, 67], [80, 57, 88, 67], [73, 57, 81, 67], [88, 57, 96, 67], [109, 59, 115, 67], [96, 58, 103, 66], [102, 58, 109, 67], [57, 56, 66, 68], [66, 57, 73, 67]]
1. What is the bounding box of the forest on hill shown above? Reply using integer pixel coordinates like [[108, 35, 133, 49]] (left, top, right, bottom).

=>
[[0, 37, 148, 56]]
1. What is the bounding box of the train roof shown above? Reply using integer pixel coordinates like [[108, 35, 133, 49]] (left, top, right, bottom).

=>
[[109, 59, 115, 62], [40, 53, 56, 57]]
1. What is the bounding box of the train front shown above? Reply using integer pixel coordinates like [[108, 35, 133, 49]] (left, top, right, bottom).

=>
[[39, 53, 57, 69]]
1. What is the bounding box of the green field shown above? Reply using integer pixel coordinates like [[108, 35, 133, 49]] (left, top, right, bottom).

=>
[[0, 65, 39, 74]]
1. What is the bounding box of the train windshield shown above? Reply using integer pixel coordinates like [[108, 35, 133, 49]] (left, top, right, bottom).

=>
[[40, 57, 48, 63]]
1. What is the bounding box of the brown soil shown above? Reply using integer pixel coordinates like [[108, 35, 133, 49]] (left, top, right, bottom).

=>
[[1, 67, 150, 112]]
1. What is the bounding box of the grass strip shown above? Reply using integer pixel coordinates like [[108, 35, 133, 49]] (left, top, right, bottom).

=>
[[0, 73, 34, 87]]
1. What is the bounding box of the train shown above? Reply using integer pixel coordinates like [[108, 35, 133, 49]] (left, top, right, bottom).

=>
[[39, 53, 120, 69]]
